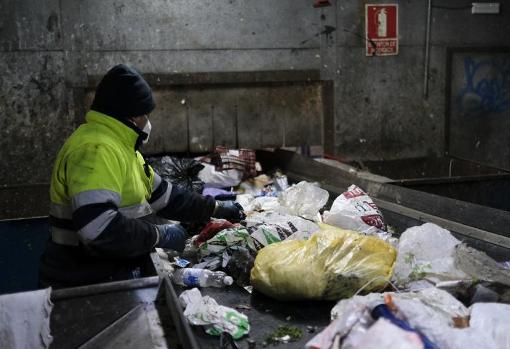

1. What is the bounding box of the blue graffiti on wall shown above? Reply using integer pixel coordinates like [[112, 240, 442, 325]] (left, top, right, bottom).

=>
[[457, 56, 510, 117]]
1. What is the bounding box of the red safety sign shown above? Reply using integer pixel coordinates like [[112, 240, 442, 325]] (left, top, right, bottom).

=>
[[365, 4, 398, 56]]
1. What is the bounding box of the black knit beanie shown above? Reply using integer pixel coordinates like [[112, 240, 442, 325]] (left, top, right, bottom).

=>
[[90, 64, 155, 119]]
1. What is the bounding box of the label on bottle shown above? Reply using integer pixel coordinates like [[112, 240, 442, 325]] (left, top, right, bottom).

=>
[[174, 257, 191, 268], [183, 269, 201, 287]]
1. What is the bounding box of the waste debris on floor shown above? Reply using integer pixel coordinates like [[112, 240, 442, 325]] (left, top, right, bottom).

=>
[[150, 149, 510, 347], [265, 325, 304, 345], [179, 288, 250, 339]]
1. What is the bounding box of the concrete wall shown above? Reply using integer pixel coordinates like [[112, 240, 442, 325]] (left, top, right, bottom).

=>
[[319, 0, 510, 162], [83, 75, 325, 153], [0, 0, 322, 218], [448, 50, 510, 170], [2, 0, 510, 219]]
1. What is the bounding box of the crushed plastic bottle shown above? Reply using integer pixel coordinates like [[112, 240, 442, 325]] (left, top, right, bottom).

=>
[[172, 268, 233, 288]]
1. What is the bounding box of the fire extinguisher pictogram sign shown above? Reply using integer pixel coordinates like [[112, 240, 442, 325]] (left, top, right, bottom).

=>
[[365, 4, 398, 56]]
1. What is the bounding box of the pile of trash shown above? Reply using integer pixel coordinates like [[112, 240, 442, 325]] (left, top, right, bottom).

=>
[[307, 287, 510, 349], [151, 149, 510, 347], [251, 224, 397, 300]]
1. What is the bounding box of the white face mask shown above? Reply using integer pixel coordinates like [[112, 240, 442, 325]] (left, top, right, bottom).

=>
[[142, 119, 152, 144]]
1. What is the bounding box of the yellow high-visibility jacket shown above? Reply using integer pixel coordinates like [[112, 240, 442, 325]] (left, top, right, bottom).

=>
[[40, 110, 214, 287]]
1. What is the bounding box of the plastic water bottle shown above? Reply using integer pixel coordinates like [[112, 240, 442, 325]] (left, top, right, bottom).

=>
[[172, 268, 233, 288]]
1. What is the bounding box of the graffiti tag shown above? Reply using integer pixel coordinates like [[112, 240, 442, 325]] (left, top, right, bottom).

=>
[[457, 56, 510, 117]]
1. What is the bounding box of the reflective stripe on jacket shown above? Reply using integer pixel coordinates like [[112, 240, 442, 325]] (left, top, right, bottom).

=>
[[49, 110, 159, 246], [40, 110, 215, 287]]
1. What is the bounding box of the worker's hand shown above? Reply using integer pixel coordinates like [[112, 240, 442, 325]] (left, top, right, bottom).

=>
[[156, 224, 187, 252], [212, 201, 246, 223]]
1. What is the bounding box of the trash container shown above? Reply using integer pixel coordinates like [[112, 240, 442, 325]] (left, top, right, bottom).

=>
[[350, 156, 510, 211]]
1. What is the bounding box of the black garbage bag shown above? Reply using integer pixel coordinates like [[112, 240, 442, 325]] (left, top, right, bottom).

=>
[[147, 156, 205, 193], [225, 246, 255, 287]]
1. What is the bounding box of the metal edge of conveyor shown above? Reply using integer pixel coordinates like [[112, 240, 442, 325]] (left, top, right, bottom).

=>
[[77, 304, 146, 349], [372, 198, 510, 249], [257, 149, 510, 237], [150, 252, 201, 349], [389, 173, 510, 186], [0, 215, 48, 222], [287, 171, 510, 250], [51, 276, 160, 301]]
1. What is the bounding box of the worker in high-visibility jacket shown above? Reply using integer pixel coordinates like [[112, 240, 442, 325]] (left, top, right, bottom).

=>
[[39, 64, 245, 288]]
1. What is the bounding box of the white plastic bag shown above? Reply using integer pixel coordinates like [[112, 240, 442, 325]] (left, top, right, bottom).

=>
[[327, 288, 469, 349], [393, 223, 470, 285], [390, 288, 469, 348], [235, 194, 255, 211], [198, 163, 243, 188], [237, 195, 280, 212], [0, 288, 54, 349], [468, 303, 510, 349], [179, 288, 250, 339], [277, 181, 329, 221], [350, 319, 424, 349], [306, 293, 381, 349], [321, 287, 510, 349], [235, 190, 282, 212], [246, 211, 320, 240], [437, 303, 509, 349], [323, 185, 391, 241]]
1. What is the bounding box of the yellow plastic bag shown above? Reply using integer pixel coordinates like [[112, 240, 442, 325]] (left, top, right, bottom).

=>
[[250, 224, 397, 300]]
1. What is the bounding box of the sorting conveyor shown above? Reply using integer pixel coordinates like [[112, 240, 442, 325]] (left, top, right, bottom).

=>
[[3, 149, 510, 348]]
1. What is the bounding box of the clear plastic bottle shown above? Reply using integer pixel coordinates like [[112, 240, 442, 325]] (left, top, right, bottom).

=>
[[172, 268, 234, 288]]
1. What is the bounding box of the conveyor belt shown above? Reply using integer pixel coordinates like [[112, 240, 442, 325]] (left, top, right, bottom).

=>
[[49, 150, 510, 348]]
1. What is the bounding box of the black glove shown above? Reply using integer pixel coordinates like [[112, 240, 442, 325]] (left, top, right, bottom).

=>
[[212, 201, 246, 223], [156, 224, 187, 252]]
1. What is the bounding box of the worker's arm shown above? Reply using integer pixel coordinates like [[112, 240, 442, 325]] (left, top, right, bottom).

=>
[[67, 145, 182, 258], [73, 201, 157, 258], [149, 172, 245, 222], [74, 204, 186, 257], [149, 174, 215, 222]]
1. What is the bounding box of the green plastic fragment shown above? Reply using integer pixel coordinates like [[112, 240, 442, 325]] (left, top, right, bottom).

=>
[[265, 325, 303, 345]]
